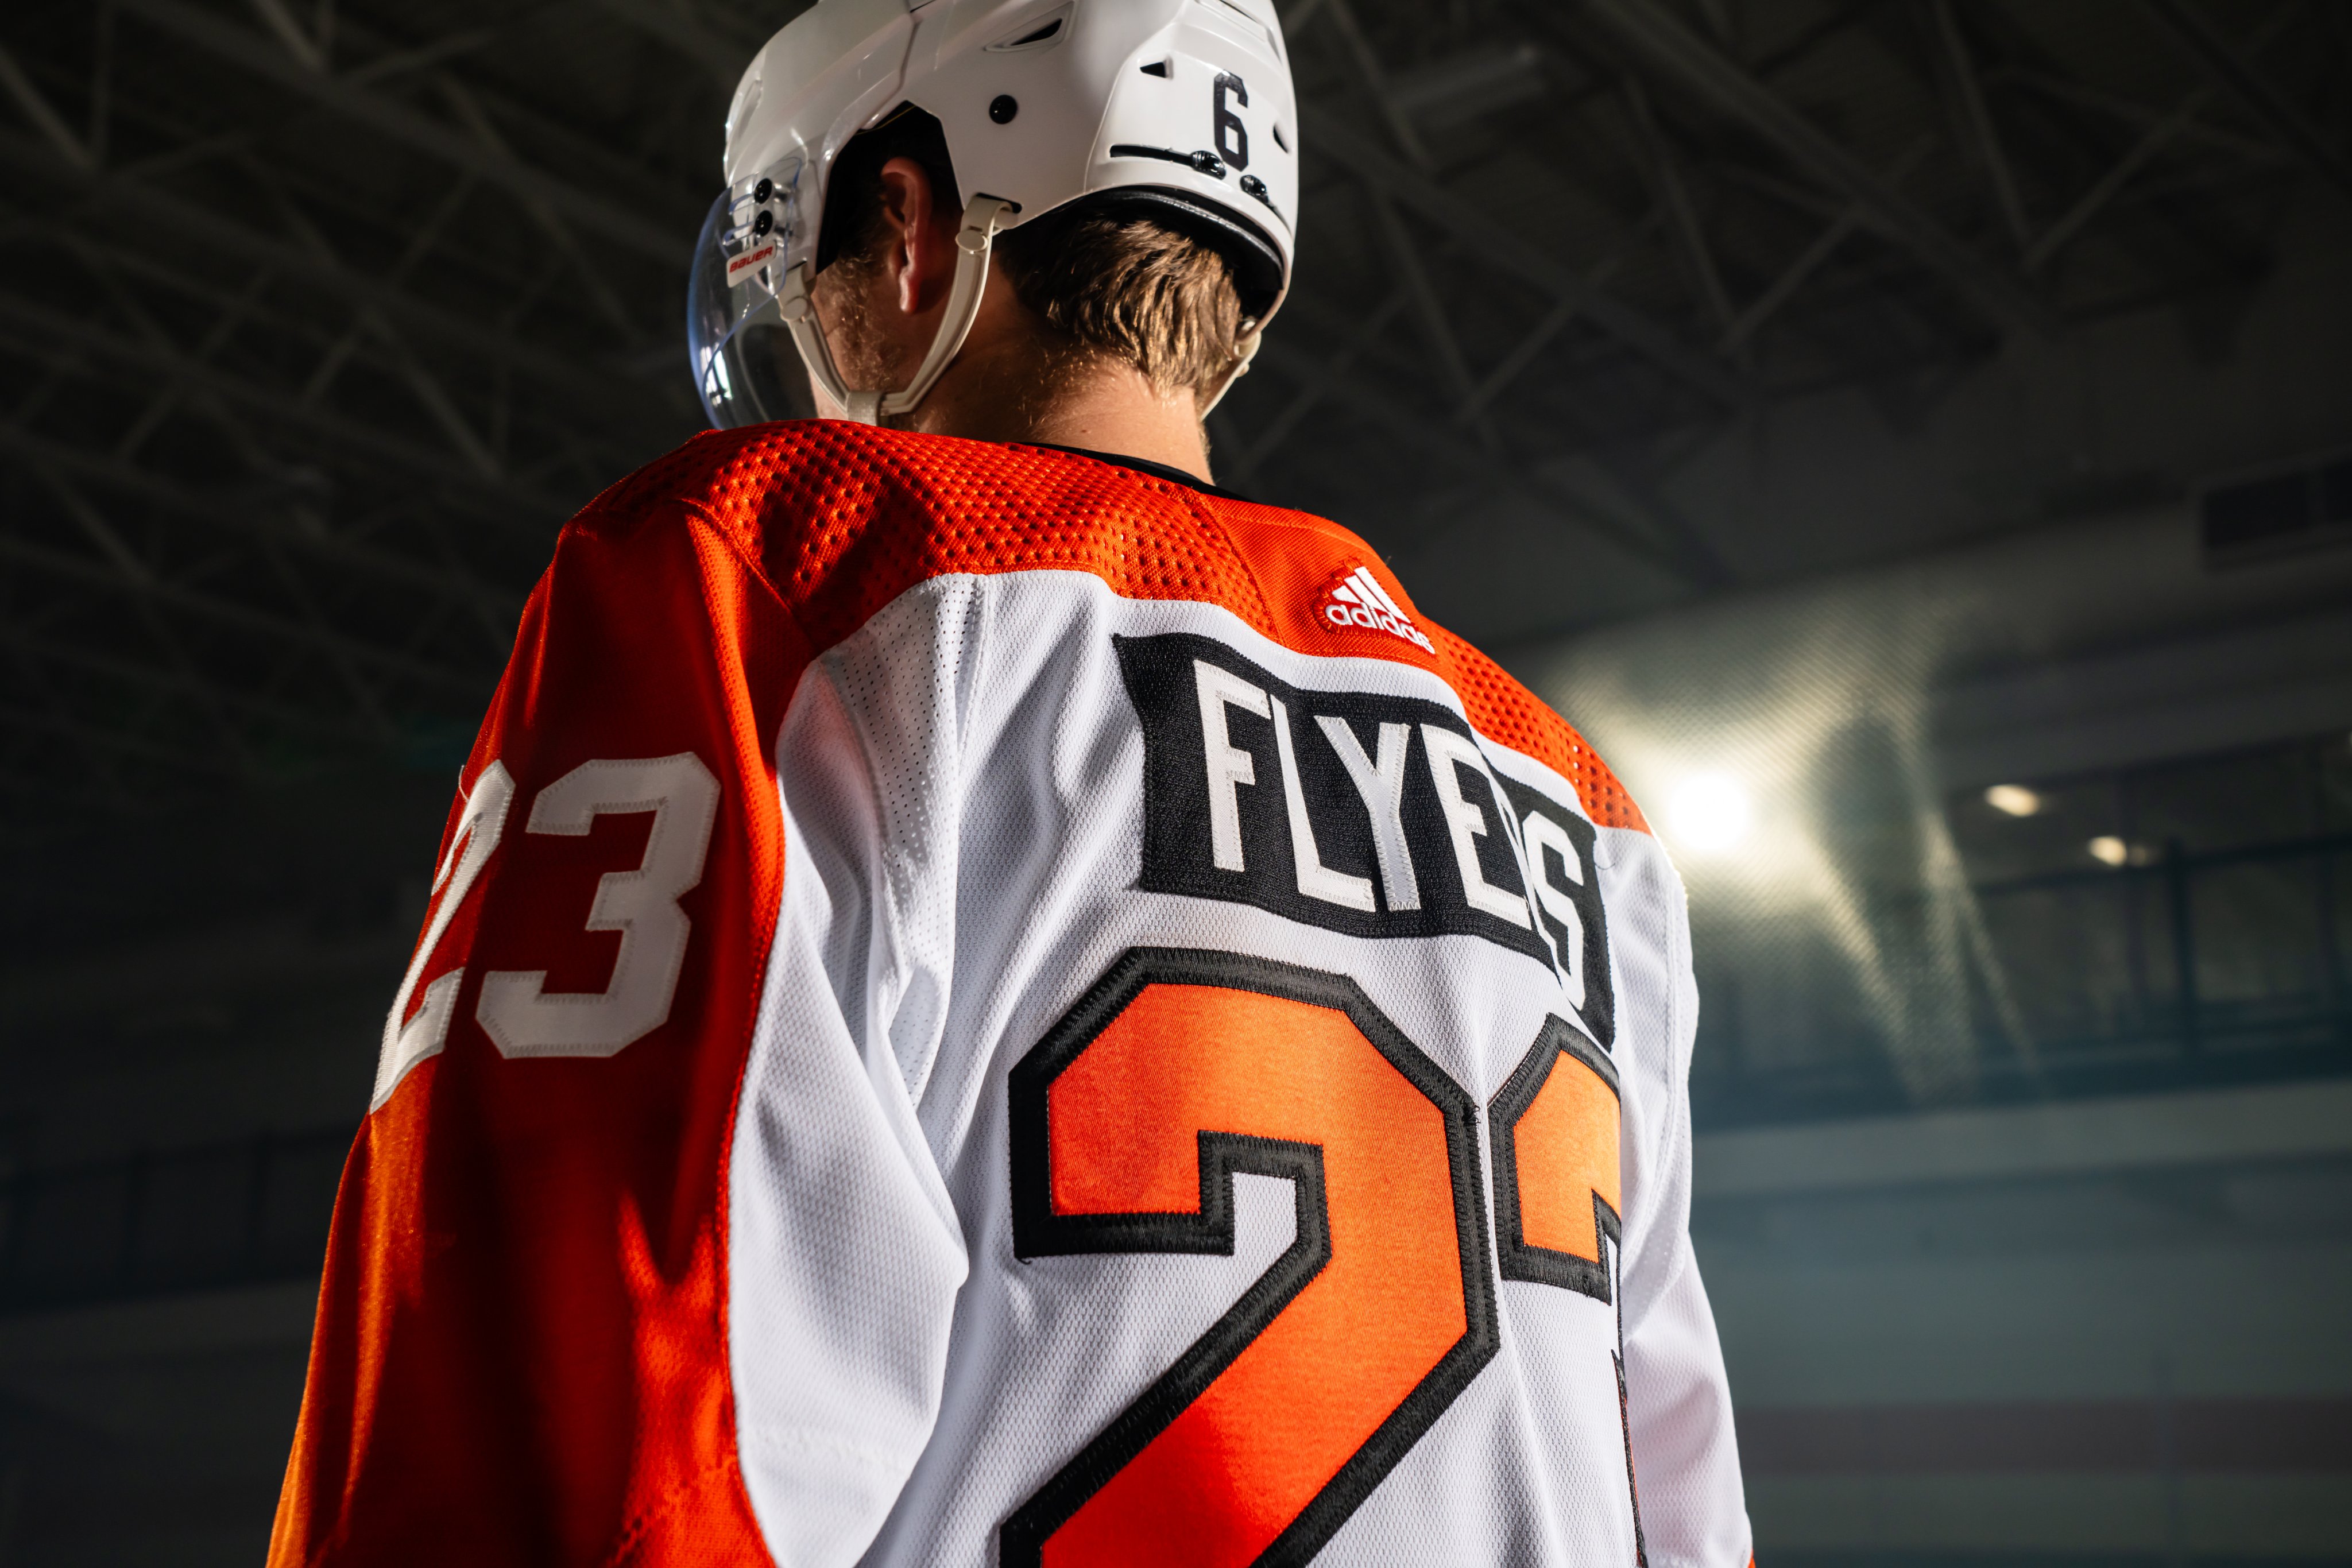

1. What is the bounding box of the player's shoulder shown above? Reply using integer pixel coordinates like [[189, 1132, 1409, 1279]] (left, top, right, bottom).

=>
[[568, 421, 1261, 646], [1427, 626, 1649, 835], [568, 420, 1644, 833]]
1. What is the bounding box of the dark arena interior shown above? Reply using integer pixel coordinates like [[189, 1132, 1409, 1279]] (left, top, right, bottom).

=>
[[2, 0, 2350, 1561]]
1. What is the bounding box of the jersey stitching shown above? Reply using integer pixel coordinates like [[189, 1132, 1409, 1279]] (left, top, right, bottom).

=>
[[813, 638, 926, 1102], [737, 1421, 911, 1473], [1620, 856, 1690, 1341], [658, 423, 1646, 835], [672, 493, 806, 651], [1170, 487, 1281, 633], [601, 1452, 755, 1568], [608, 500, 800, 1568]]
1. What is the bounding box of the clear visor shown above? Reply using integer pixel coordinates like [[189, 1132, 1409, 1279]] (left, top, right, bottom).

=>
[[687, 158, 819, 429]]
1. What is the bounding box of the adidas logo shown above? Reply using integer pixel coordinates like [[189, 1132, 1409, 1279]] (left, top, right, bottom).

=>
[[1322, 566, 1434, 653]]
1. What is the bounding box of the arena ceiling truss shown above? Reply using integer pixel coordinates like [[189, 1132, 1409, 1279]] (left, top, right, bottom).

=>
[[0, 0, 2341, 806]]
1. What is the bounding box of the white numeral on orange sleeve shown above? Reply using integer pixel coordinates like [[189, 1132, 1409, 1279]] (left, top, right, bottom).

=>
[[373, 761, 516, 1110], [475, 752, 721, 1060]]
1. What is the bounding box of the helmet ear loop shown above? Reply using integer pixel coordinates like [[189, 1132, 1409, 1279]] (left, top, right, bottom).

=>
[[880, 194, 1016, 419], [778, 195, 1015, 427], [778, 262, 862, 420]]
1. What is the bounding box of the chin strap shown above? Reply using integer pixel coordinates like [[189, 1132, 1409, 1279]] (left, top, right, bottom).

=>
[[778, 193, 1016, 426]]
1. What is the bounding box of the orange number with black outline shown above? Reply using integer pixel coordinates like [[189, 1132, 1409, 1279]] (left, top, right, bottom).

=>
[[1005, 948, 1498, 1568], [1490, 1015, 1623, 1302], [1490, 1015, 1644, 1565]]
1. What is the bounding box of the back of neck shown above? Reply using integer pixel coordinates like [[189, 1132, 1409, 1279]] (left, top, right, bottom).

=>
[[898, 329, 1213, 483]]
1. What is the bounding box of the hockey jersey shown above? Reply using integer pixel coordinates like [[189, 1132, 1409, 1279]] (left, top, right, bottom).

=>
[[271, 424, 1749, 1568]]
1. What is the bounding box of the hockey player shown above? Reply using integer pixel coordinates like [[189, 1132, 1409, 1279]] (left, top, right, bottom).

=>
[[272, 1, 1750, 1563]]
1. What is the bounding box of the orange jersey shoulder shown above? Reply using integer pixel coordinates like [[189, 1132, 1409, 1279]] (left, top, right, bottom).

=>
[[587, 422, 1647, 834]]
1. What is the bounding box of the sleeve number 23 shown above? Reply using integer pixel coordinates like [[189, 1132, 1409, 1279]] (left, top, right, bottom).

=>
[[371, 753, 721, 1109]]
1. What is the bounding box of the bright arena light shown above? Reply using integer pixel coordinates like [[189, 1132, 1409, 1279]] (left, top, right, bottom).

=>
[[2088, 835, 2130, 868], [1984, 783, 2042, 817], [1666, 773, 1754, 854]]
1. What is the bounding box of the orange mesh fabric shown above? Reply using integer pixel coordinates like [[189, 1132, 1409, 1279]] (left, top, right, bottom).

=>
[[1421, 625, 1649, 834], [607, 423, 1647, 835]]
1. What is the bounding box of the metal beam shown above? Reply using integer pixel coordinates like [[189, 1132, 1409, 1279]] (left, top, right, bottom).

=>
[[0, 293, 577, 518], [0, 41, 96, 169], [436, 73, 642, 340], [1301, 105, 1754, 409], [288, 173, 482, 405], [1319, 0, 1434, 169], [1439, 223, 1646, 425], [591, 0, 750, 88], [115, 0, 690, 264], [1220, 289, 1412, 482], [6, 444, 494, 699], [1995, 65, 2289, 165], [1362, 191, 1483, 415], [366, 316, 506, 480], [1452, 236, 1637, 424], [0, 424, 521, 644], [0, 699, 243, 779], [343, 28, 499, 89], [1928, 0, 2032, 257], [1281, 284, 1738, 584], [1692, 0, 1738, 52], [1719, 140, 1935, 354], [1460, 292, 1587, 423], [2142, 0, 2352, 204], [0, 134, 645, 398], [16, 189, 616, 495], [0, 525, 484, 696], [18, 460, 260, 766], [231, 148, 643, 485], [1252, 334, 1704, 583], [1561, 0, 2062, 339], [2023, 86, 2212, 273], [1619, 75, 1736, 334], [112, 261, 283, 463], [246, 0, 331, 72], [260, 539, 400, 741], [0, 619, 384, 749], [1, 647, 135, 804]]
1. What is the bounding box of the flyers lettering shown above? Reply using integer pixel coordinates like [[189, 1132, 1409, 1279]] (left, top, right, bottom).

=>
[[1115, 633, 1615, 1044]]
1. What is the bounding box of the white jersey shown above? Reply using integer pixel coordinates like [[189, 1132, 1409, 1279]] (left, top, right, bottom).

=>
[[275, 423, 1749, 1568]]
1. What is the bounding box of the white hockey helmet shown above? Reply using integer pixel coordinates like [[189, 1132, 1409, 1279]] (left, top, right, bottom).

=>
[[687, 0, 1298, 428]]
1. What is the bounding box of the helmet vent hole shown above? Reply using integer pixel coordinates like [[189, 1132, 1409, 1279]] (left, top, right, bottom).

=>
[[987, 8, 1071, 52], [1271, 121, 1290, 153], [1140, 59, 1170, 78]]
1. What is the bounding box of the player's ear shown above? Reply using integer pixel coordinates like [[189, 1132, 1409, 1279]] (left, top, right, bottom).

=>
[[875, 156, 957, 318]]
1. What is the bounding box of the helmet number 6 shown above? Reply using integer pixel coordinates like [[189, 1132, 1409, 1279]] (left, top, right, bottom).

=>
[[1213, 73, 1250, 171]]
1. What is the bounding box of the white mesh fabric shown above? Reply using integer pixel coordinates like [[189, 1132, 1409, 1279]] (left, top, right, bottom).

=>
[[728, 657, 969, 1567], [728, 570, 1750, 1566]]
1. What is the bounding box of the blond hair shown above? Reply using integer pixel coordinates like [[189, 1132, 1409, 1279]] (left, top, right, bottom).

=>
[[993, 206, 1245, 405], [823, 133, 1249, 408]]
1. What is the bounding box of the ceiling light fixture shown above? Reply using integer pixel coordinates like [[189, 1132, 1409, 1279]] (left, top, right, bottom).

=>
[[1666, 773, 1753, 855], [2088, 835, 2130, 868], [1984, 784, 2042, 817]]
